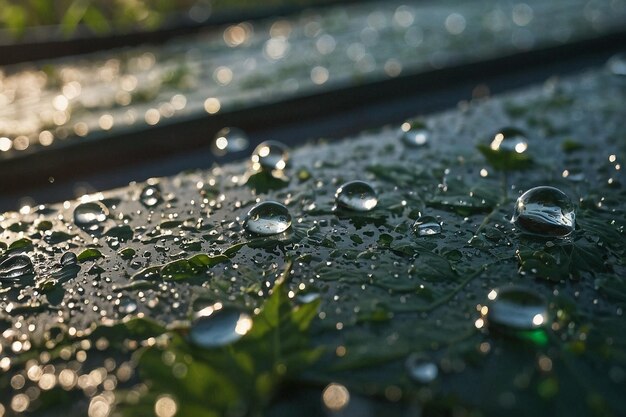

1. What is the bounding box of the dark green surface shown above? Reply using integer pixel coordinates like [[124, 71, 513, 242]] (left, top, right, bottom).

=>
[[0, 65, 625, 416]]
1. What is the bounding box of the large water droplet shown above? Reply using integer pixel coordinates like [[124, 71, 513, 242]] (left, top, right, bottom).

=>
[[213, 127, 249, 156], [251, 141, 289, 171], [118, 298, 138, 315], [73, 201, 108, 232], [399, 122, 429, 147], [335, 180, 378, 211], [489, 127, 528, 154], [140, 184, 162, 207], [412, 215, 442, 236], [512, 186, 575, 237], [607, 53, 626, 78], [189, 304, 253, 348], [60, 252, 77, 267], [0, 254, 34, 281], [487, 286, 548, 331], [244, 201, 292, 235], [405, 353, 438, 383]]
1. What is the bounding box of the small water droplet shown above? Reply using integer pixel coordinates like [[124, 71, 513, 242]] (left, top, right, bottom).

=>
[[489, 127, 528, 154], [60, 252, 77, 267], [73, 201, 108, 232], [244, 201, 292, 235], [512, 186, 575, 237], [405, 353, 438, 383], [251, 141, 289, 171], [399, 122, 429, 147], [213, 127, 249, 156], [335, 180, 378, 211], [0, 254, 34, 281], [607, 53, 626, 78], [297, 292, 321, 303], [412, 215, 442, 236], [487, 286, 548, 330], [140, 184, 162, 207], [189, 304, 252, 348]]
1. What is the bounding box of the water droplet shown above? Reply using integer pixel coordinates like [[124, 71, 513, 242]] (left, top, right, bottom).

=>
[[512, 186, 575, 237], [297, 292, 321, 303], [73, 201, 108, 232], [60, 252, 77, 267], [487, 286, 548, 330], [399, 122, 429, 147], [140, 185, 162, 207], [244, 201, 292, 235], [489, 127, 528, 154], [405, 353, 438, 383], [412, 215, 442, 236], [0, 254, 34, 281], [189, 304, 252, 348], [335, 180, 378, 211], [212, 127, 249, 156], [607, 53, 626, 78], [251, 141, 289, 171], [118, 299, 138, 315]]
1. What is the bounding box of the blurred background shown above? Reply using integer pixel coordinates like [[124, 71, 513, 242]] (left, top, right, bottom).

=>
[[1, 0, 625, 211]]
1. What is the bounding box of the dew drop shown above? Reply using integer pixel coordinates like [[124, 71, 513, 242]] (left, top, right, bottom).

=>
[[60, 252, 77, 267], [0, 254, 34, 281], [73, 201, 108, 232], [607, 53, 626, 78], [335, 180, 378, 211], [512, 186, 575, 237], [212, 127, 249, 156], [251, 141, 289, 171], [405, 353, 438, 383], [140, 184, 162, 208], [487, 286, 548, 331], [399, 122, 429, 147], [489, 127, 528, 154], [412, 215, 442, 236], [244, 201, 292, 235], [189, 304, 253, 348]]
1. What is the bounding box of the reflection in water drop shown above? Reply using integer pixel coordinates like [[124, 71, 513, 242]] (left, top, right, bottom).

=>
[[244, 201, 292, 235], [405, 353, 438, 383], [399, 122, 429, 147], [0, 254, 34, 281], [73, 201, 108, 232], [489, 127, 528, 154], [189, 304, 252, 348], [212, 127, 249, 156], [251, 141, 289, 171], [512, 186, 575, 237], [60, 252, 77, 267], [412, 215, 442, 236], [487, 286, 548, 331], [607, 53, 626, 78], [140, 185, 162, 208], [335, 180, 378, 211]]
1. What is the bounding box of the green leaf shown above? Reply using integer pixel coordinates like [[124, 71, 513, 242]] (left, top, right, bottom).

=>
[[125, 280, 321, 416], [77, 248, 103, 262]]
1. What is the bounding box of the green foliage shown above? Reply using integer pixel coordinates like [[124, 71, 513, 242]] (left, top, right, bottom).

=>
[[122, 280, 322, 416]]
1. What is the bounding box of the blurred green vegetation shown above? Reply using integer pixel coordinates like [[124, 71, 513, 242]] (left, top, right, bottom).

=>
[[0, 0, 332, 38]]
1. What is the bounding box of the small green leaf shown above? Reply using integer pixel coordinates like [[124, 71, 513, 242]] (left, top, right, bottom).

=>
[[77, 248, 103, 262]]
